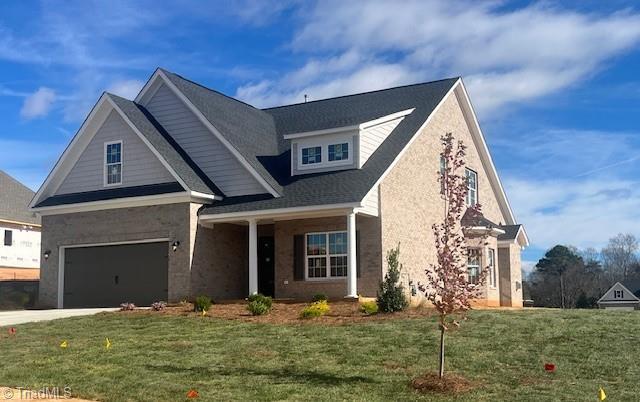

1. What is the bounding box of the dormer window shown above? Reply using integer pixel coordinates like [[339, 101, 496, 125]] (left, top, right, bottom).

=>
[[301, 146, 322, 165], [105, 141, 122, 186], [614, 290, 623, 299], [328, 143, 349, 161]]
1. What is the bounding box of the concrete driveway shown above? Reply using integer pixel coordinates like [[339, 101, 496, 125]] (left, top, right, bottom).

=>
[[0, 308, 118, 327]]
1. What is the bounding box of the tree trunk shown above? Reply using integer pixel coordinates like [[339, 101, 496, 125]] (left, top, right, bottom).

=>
[[560, 274, 565, 309], [439, 325, 445, 378]]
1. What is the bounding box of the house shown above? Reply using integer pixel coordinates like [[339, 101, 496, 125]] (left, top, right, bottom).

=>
[[597, 281, 640, 310], [0, 170, 41, 280], [30, 68, 528, 309]]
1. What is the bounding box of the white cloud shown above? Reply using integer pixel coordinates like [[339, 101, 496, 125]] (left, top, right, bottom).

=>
[[238, 1, 640, 112], [108, 79, 145, 100], [20, 87, 56, 119]]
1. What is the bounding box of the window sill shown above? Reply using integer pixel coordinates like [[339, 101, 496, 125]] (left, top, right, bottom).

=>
[[304, 277, 347, 283]]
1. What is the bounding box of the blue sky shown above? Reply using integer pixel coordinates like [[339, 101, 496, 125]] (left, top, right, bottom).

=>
[[0, 1, 639, 267]]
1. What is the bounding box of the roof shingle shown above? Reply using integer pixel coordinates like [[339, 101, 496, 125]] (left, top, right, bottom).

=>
[[0, 170, 40, 225]]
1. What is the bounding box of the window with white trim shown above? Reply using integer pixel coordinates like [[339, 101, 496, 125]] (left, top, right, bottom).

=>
[[301, 146, 322, 165], [105, 141, 122, 185], [306, 232, 348, 279], [328, 143, 349, 161], [465, 168, 477, 206], [488, 248, 496, 288], [467, 248, 480, 285], [614, 289, 624, 299]]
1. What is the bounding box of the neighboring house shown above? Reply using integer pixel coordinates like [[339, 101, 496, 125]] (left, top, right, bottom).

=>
[[31, 68, 528, 309], [597, 282, 640, 310], [0, 170, 41, 280]]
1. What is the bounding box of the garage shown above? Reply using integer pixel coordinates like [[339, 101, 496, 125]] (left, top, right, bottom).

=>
[[63, 242, 169, 308]]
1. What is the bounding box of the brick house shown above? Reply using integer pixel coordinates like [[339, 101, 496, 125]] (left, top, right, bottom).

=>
[[30, 68, 528, 308]]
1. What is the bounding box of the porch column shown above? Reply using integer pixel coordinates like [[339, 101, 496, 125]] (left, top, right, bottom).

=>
[[248, 219, 258, 295], [346, 211, 358, 298]]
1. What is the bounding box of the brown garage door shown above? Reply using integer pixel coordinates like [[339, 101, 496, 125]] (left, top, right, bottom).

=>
[[63, 242, 168, 308]]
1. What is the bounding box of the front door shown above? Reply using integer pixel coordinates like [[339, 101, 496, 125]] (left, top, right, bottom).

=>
[[258, 236, 275, 297]]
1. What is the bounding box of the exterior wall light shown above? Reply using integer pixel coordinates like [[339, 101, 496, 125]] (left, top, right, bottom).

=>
[[172, 241, 180, 252], [44, 250, 51, 260]]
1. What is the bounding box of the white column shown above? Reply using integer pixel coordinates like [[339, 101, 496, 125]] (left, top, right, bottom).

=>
[[248, 219, 258, 295], [346, 211, 358, 298]]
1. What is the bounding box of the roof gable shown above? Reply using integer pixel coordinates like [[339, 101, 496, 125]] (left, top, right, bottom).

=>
[[598, 282, 640, 303], [0, 170, 39, 225]]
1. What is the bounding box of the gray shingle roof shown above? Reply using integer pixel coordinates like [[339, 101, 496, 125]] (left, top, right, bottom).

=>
[[0, 170, 40, 225], [108, 93, 222, 197], [160, 69, 283, 195], [199, 78, 459, 216], [498, 224, 522, 241]]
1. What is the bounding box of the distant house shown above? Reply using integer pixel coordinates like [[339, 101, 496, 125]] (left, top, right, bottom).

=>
[[0, 170, 41, 280], [597, 282, 640, 311]]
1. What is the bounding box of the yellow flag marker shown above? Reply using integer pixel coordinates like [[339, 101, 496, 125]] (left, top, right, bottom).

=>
[[105, 338, 112, 349], [60, 340, 68, 349], [201, 309, 207, 317], [598, 387, 606, 401]]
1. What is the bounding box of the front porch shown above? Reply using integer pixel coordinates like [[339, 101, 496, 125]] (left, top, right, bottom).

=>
[[197, 207, 382, 301]]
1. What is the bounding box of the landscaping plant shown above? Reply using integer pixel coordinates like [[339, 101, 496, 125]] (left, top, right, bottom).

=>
[[312, 293, 328, 302], [194, 295, 212, 312], [246, 293, 273, 315], [247, 293, 273, 309], [376, 245, 409, 313], [300, 300, 330, 319], [359, 300, 379, 315], [423, 133, 488, 379], [119, 302, 135, 311], [151, 301, 167, 311]]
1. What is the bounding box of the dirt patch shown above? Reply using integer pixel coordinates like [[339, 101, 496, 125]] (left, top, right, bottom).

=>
[[410, 372, 476, 395], [0, 268, 39, 281], [119, 300, 434, 325]]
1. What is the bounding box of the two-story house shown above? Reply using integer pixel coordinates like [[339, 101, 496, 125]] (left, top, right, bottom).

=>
[[30, 68, 528, 308], [0, 170, 41, 280]]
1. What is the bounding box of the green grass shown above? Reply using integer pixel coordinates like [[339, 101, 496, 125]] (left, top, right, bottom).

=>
[[1, 309, 639, 401]]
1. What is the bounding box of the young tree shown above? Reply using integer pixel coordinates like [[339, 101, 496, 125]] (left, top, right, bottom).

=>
[[377, 245, 409, 313], [423, 133, 487, 379], [602, 233, 639, 282]]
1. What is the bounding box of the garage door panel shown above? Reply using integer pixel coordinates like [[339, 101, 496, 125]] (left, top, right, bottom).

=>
[[64, 242, 168, 308]]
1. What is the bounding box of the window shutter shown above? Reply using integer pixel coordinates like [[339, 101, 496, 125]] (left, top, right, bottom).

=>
[[294, 235, 305, 281], [356, 231, 361, 278]]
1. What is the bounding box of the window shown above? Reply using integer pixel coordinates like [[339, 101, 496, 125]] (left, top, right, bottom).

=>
[[105, 141, 122, 185], [614, 290, 624, 299], [328, 143, 349, 161], [3, 230, 12, 246], [301, 146, 322, 165], [465, 168, 477, 206], [467, 248, 480, 284], [306, 232, 348, 279], [488, 249, 496, 288]]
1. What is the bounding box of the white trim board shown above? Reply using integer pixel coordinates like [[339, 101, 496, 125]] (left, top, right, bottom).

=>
[[57, 238, 170, 308], [135, 69, 280, 198], [199, 203, 360, 224]]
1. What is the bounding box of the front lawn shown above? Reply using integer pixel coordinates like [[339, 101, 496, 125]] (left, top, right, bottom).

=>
[[1, 308, 639, 401]]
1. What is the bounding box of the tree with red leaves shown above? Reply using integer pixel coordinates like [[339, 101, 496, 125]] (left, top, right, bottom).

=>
[[425, 133, 488, 379]]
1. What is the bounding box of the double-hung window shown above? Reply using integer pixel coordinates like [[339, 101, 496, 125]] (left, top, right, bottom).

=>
[[306, 232, 348, 279], [328, 143, 349, 161], [105, 141, 122, 185], [3, 230, 12, 246], [488, 248, 496, 288], [467, 248, 480, 285], [301, 146, 322, 165], [465, 168, 477, 206]]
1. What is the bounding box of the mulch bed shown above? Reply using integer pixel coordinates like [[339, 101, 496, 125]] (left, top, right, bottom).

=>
[[410, 372, 476, 394], [119, 300, 434, 325]]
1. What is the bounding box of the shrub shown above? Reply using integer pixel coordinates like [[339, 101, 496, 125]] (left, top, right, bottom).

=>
[[377, 245, 409, 313], [194, 295, 212, 312], [247, 293, 273, 309], [312, 293, 328, 302], [360, 301, 379, 315], [300, 300, 330, 319], [119, 302, 135, 311], [151, 301, 167, 311], [247, 300, 270, 316]]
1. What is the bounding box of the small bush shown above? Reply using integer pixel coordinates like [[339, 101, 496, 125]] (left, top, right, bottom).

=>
[[360, 301, 379, 315], [312, 293, 328, 302], [247, 300, 271, 316], [194, 295, 212, 312], [119, 302, 135, 311], [151, 301, 167, 311], [377, 245, 409, 313], [300, 300, 330, 319], [247, 293, 273, 309]]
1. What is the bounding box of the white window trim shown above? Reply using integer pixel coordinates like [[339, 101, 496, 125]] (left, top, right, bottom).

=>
[[614, 290, 623, 299], [465, 168, 478, 207], [488, 248, 496, 288], [297, 138, 354, 171], [103, 140, 123, 187], [304, 231, 348, 281], [467, 248, 481, 285]]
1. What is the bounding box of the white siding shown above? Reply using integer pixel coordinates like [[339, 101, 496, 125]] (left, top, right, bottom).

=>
[[56, 111, 175, 195], [359, 117, 404, 167], [360, 185, 379, 216], [144, 83, 265, 196], [0, 225, 40, 268]]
